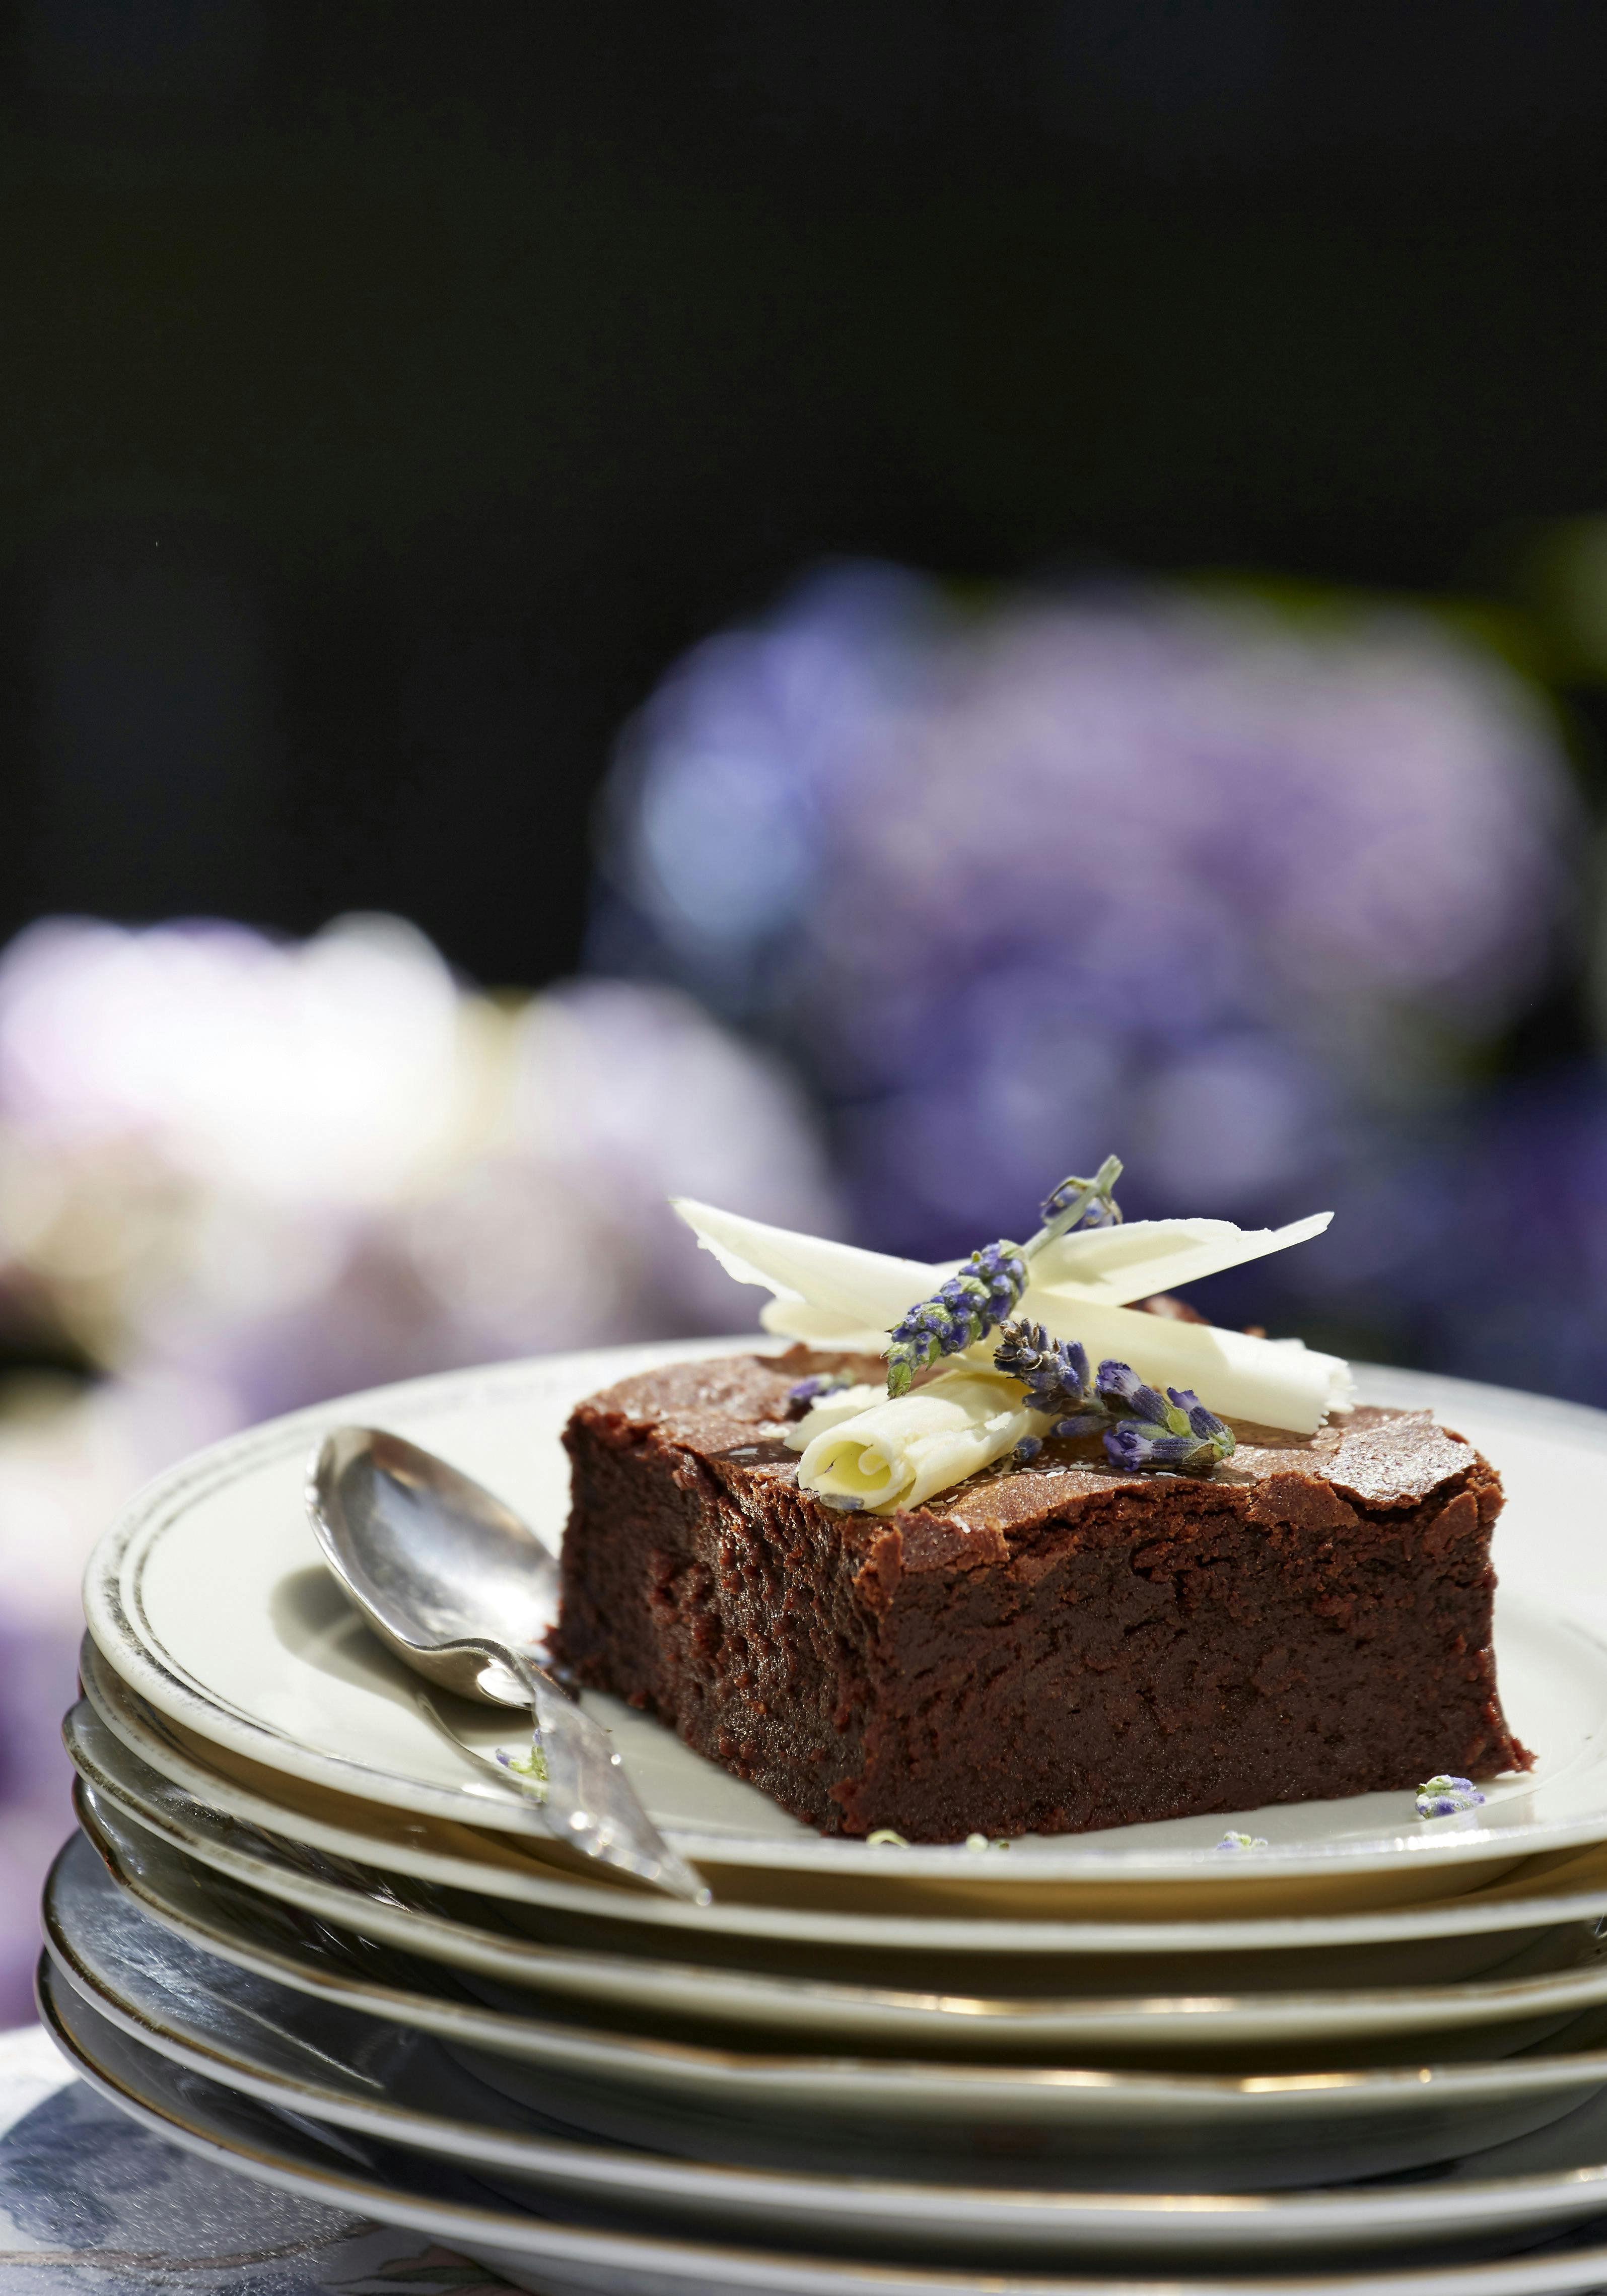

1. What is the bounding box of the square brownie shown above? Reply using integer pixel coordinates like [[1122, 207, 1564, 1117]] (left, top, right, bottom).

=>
[[555, 1349, 1529, 1841]]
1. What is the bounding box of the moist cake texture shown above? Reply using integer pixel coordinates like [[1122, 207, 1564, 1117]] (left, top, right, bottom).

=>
[[555, 1350, 1529, 1841]]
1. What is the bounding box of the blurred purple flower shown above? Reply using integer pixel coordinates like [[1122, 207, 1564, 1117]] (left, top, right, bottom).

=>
[[591, 567, 1579, 1255], [1319, 1064, 1607, 1408]]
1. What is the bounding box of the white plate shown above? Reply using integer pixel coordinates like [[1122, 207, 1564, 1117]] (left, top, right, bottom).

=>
[[78, 1626, 1607, 1970], [63, 1717, 1607, 2059], [45, 1965, 1607, 2296], [60, 1819, 1607, 2182], [80, 1343, 1607, 1893], [48, 1856, 1607, 2268]]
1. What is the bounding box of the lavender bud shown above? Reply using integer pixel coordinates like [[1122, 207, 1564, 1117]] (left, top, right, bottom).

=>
[[993, 1327, 1234, 1477], [1035, 1154, 1124, 1242], [1416, 1775, 1486, 1818], [994, 1319, 1094, 1417], [1100, 1368, 1236, 1476], [1096, 1359, 1171, 1424], [1053, 1410, 1108, 1440], [886, 1239, 1027, 1395], [1167, 1385, 1235, 1459], [787, 1370, 855, 1419], [1104, 1422, 1199, 1472]]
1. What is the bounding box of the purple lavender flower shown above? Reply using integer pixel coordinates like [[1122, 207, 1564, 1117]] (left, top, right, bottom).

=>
[[994, 1320, 1094, 1417], [885, 1238, 1026, 1395], [1034, 1156, 1123, 1239], [887, 1163, 1130, 1399], [1416, 1775, 1486, 1818], [787, 1370, 856, 1415], [1050, 1409, 1111, 1439], [1172, 1387, 1229, 1441], [991, 1323, 1236, 1469], [1100, 1371, 1236, 1477], [1104, 1423, 1201, 1471], [1095, 1360, 1172, 1425]]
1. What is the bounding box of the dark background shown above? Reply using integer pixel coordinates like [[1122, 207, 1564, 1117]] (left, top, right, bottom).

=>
[[6, 0, 1607, 989]]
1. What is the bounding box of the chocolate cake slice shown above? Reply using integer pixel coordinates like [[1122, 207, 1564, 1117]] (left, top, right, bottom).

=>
[[556, 1349, 1529, 1841]]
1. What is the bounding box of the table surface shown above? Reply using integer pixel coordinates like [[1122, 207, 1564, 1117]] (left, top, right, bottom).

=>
[[0, 2022, 511, 2292]]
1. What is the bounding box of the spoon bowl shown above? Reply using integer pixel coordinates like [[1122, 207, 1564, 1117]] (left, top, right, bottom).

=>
[[308, 1425, 707, 1903], [308, 1426, 556, 1703]]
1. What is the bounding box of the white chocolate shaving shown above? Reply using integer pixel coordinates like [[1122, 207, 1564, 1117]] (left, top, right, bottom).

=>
[[797, 1371, 1032, 1515], [671, 1198, 937, 1330], [670, 1194, 1348, 1437], [758, 1298, 894, 1352], [1026, 1212, 1333, 1307]]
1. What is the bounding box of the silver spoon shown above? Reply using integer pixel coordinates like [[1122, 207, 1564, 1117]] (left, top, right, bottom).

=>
[[306, 1426, 707, 1903]]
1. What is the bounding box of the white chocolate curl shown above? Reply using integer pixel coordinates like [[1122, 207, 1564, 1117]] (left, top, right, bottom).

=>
[[672, 1196, 1350, 1435], [796, 1371, 1033, 1515]]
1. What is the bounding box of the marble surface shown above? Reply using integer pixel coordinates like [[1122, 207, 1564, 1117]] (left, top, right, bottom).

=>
[[0, 2023, 512, 2292]]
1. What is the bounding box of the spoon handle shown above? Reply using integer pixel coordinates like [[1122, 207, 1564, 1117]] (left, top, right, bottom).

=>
[[449, 1635, 708, 1904]]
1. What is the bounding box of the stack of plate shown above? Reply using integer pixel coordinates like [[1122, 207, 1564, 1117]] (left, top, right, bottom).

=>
[[47, 1339, 1607, 2295]]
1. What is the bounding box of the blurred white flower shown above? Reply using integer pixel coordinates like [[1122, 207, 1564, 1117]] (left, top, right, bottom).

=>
[[0, 912, 465, 1203], [0, 915, 835, 1420]]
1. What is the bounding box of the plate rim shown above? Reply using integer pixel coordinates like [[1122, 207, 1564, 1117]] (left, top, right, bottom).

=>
[[55, 1826, 1607, 2115], [42, 1895, 1607, 2253], [38, 1957, 1607, 2296], [63, 1726, 1607, 2050], [81, 1340, 1607, 1881]]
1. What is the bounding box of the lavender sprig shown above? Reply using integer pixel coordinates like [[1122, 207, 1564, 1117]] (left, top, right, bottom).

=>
[[993, 1320, 1105, 1435], [885, 1239, 1028, 1396], [884, 1156, 1123, 1398], [1097, 1366, 1236, 1476], [1023, 1154, 1125, 1253], [992, 1322, 1235, 1475]]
